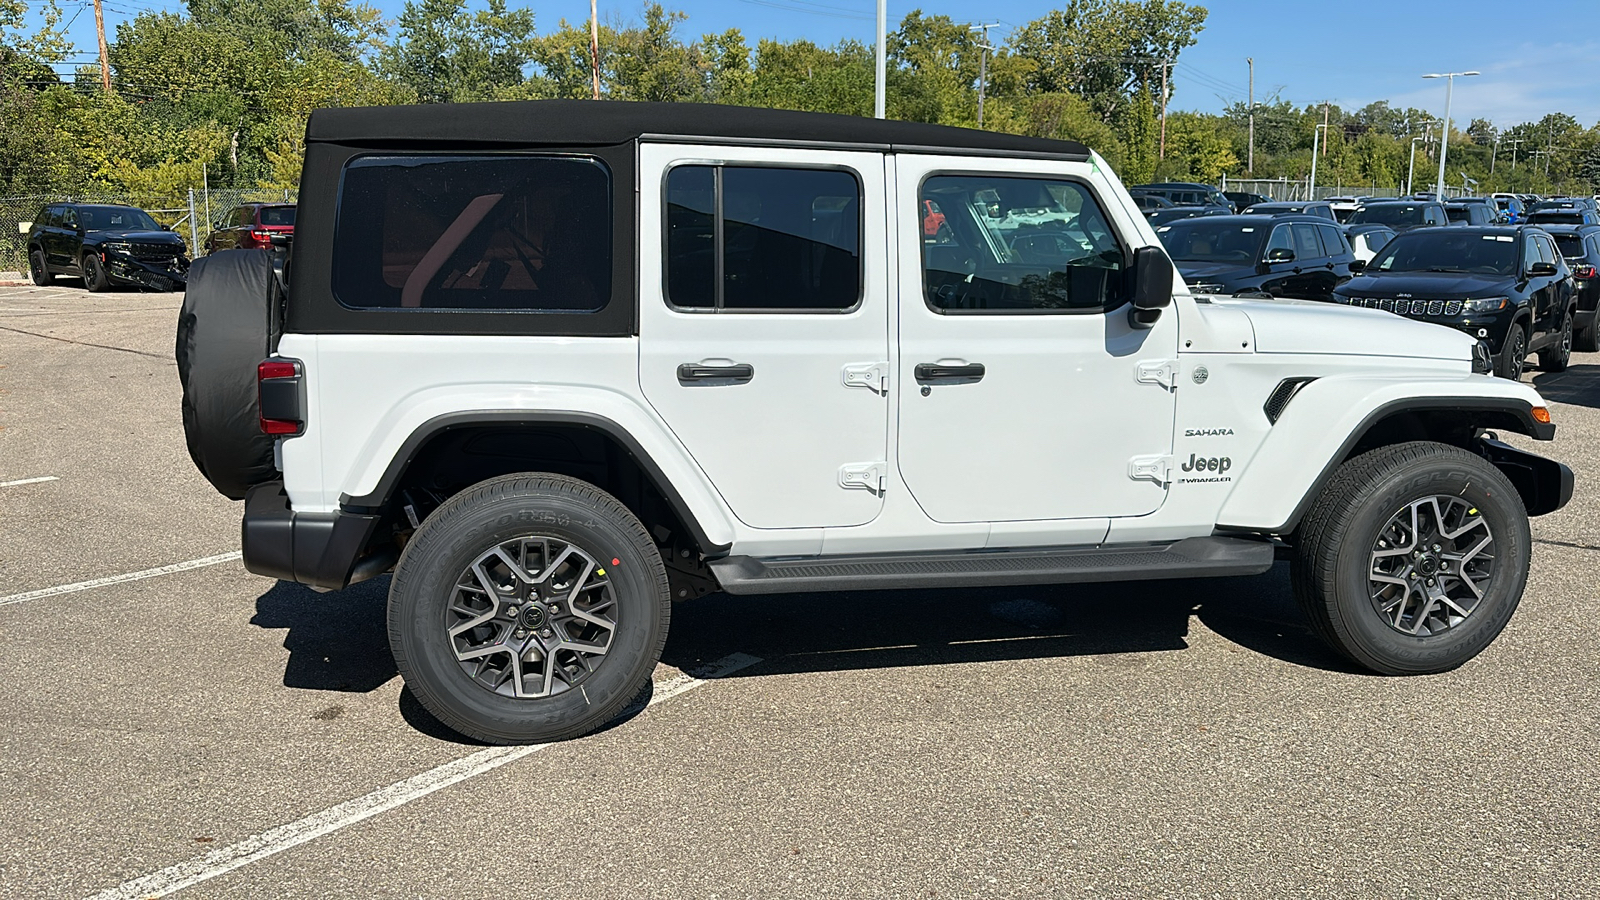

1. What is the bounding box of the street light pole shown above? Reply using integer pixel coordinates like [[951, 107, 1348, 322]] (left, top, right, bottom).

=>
[[1309, 124, 1327, 199], [874, 0, 887, 119], [1423, 70, 1478, 199], [1407, 134, 1427, 196]]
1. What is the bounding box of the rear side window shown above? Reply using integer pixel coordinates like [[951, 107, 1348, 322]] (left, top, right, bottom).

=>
[[1318, 225, 1349, 255], [1553, 234, 1584, 258], [665, 165, 862, 311], [332, 155, 612, 312], [1292, 223, 1323, 259], [919, 174, 1124, 313]]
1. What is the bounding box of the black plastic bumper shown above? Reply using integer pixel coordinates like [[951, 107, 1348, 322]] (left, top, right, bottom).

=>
[[1479, 438, 1574, 517], [243, 481, 384, 590]]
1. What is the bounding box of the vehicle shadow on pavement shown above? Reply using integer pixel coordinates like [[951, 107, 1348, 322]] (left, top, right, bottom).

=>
[[251, 576, 397, 693], [661, 563, 1360, 679], [1533, 365, 1600, 410]]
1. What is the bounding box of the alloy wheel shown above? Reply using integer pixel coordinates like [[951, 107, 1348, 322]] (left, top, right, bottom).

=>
[[445, 536, 618, 699], [1368, 495, 1495, 636]]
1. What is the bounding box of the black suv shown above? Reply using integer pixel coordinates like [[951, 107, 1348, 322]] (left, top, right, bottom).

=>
[[1155, 214, 1357, 301], [26, 203, 189, 291], [1347, 199, 1449, 233], [1239, 200, 1338, 221], [1130, 181, 1232, 210], [1543, 223, 1600, 351], [1445, 202, 1499, 226], [1333, 225, 1575, 379]]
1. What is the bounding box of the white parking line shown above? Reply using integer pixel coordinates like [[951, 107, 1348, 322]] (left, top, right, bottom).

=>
[[0, 552, 242, 608], [83, 652, 763, 900], [0, 475, 58, 487]]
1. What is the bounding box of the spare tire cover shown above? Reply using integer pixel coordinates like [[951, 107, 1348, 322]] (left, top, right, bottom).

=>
[[176, 249, 282, 500]]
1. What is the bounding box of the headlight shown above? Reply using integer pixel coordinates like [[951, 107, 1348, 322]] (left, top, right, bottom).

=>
[[1463, 297, 1509, 313], [99, 241, 131, 254], [1190, 283, 1227, 294], [1332, 294, 1351, 304]]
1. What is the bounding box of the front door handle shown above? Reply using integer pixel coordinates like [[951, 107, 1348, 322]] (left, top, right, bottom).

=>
[[914, 362, 986, 384], [677, 362, 754, 385]]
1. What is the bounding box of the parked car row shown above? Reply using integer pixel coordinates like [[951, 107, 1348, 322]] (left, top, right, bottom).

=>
[[21, 200, 296, 292]]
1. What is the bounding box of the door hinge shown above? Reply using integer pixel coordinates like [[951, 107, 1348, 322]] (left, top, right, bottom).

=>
[[1127, 454, 1173, 485], [839, 461, 887, 494], [1135, 359, 1178, 391], [842, 361, 890, 394]]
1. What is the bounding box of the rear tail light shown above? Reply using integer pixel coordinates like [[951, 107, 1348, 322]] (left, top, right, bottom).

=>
[[250, 229, 272, 243], [1576, 265, 1596, 280], [258, 358, 304, 436]]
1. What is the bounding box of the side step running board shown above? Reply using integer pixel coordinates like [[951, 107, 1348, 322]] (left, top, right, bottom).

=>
[[709, 536, 1275, 596]]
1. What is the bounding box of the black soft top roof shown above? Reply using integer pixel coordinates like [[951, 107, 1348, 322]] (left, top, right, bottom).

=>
[[305, 99, 1092, 159]]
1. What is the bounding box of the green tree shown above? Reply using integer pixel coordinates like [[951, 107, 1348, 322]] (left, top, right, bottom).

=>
[[379, 0, 537, 103], [1115, 85, 1157, 183]]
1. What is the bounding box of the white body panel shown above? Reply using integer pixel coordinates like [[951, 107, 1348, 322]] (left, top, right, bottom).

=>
[[636, 144, 889, 530]]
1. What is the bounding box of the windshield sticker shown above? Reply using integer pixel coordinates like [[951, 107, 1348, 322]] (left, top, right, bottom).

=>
[[1241, 227, 1254, 232]]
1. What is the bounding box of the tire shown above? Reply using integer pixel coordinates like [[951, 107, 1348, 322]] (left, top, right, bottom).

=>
[[29, 248, 53, 286], [82, 253, 110, 292], [1495, 322, 1527, 380], [1537, 309, 1573, 372], [175, 250, 282, 499], [389, 474, 671, 744], [1291, 441, 1531, 675], [1575, 308, 1599, 353]]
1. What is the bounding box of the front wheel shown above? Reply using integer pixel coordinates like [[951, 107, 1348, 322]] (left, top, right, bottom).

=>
[[1495, 323, 1527, 380], [82, 253, 110, 292], [1538, 309, 1573, 372], [388, 473, 671, 744], [1292, 442, 1530, 675]]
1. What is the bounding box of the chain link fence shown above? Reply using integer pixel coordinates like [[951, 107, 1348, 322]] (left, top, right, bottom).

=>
[[2, 187, 297, 275]]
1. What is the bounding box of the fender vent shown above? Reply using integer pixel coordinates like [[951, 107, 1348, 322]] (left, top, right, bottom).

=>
[[1264, 377, 1317, 424]]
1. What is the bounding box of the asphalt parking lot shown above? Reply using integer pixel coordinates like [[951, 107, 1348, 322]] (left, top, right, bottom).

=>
[[1, 280, 1597, 899]]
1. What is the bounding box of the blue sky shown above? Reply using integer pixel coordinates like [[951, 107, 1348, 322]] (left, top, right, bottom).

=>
[[41, 0, 1600, 128]]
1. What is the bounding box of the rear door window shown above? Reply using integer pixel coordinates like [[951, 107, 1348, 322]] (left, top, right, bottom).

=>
[[664, 165, 862, 311], [331, 154, 612, 312], [1292, 223, 1324, 260]]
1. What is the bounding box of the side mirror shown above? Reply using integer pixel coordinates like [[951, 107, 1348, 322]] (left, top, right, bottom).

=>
[[1348, 259, 1366, 274], [1528, 261, 1558, 277], [1128, 245, 1173, 329], [1265, 247, 1295, 263]]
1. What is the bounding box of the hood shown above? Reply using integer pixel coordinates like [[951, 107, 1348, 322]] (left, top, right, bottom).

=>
[[1339, 271, 1513, 299], [1176, 261, 1254, 283], [87, 229, 185, 244], [1213, 295, 1474, 361]]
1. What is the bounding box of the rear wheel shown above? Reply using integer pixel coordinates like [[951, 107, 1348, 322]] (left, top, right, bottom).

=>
[[1495, 323, 1527, 380], [388, 473, 671, 744], [1573, 307, 1598, 353], [1538, 308, 1573, 372], [82, 253, 110, 292], [1292, 442, 1530, 675], [29, 249, 52, 286]]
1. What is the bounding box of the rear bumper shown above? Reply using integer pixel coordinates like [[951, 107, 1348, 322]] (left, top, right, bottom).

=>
[[242, 481, 386, 590]]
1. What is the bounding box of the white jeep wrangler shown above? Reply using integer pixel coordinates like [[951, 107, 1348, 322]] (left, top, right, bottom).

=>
[[178, 101, 1572, 744]]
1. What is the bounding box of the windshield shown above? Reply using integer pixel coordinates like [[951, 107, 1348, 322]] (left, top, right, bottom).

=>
[[78, 206, 159, 232], [1155, 220, 1263, 262], [1351, 204, 1425, 226], [1368, 231, 1518, 276], [259, 205, 296, 226]]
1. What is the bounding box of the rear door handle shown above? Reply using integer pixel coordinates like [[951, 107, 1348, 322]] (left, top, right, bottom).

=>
[[677, 362, 754, 385], [914, 362, 986, 384]]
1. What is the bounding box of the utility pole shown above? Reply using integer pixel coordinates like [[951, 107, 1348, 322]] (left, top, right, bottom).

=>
[[1504, 137, 1524, 172], [1490, 137, 1499, 175], [1246, 57, 1254, 174], [874, 0, 886, 118], [93, 0, 111, 93], [1321, 101, 1329, 157], [1159, 60, 1173, 159], [970, 23, 1000, 128], [588, 0, 601, 100]]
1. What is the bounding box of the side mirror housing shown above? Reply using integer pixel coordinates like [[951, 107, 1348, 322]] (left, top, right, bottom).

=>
[[1128, 245, 1173, 329], [1528, 261, 1558, 277], [1348, 259, 1366, 274], [1265, 247, 1295, 263]]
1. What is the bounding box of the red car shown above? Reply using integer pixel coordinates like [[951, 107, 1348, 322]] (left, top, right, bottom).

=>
[[204, 203, 295, 253]]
